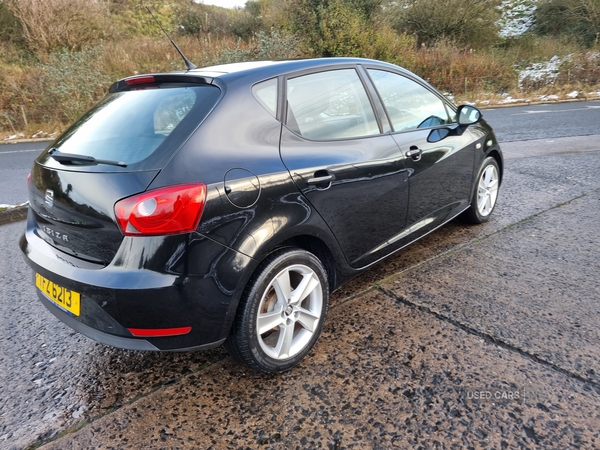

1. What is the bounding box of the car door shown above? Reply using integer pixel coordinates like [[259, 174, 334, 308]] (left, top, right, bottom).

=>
[[366, 68, 477, 243], [279, 67, 410, 268]]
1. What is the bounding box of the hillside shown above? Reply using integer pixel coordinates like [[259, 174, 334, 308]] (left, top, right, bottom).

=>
[[1, 0, 599, 138]]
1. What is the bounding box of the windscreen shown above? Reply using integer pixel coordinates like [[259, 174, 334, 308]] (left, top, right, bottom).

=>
[[39, 84, 221, 170]]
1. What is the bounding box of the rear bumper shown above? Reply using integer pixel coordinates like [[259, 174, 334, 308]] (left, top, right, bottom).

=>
[[20, 209, 255, 351], [37, 291, 225, 351], [38, 290, 159, 351]]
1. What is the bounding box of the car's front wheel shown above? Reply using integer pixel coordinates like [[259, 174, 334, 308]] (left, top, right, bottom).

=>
[[225, 248, 329, 373], [462, 156, 500, 224]]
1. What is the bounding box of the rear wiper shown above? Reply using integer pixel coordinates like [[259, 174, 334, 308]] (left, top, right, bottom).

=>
[[49, 148, 127, 168]]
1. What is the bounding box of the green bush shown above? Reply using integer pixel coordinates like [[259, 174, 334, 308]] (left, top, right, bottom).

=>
[[230, 2, 265, 40], [0, 3, 23, 44], [389, 0, 501, 49], [175, 2, 246, 38], [219, 40, 255, 64], [219, 29, 301, 63], [314, 1, 375, 57], [255, 30, 301, 60], [280, 0, 400, 59], [39, 47, 111, 123], [108, 0, 180, 38], [536, 0, 600, 47]]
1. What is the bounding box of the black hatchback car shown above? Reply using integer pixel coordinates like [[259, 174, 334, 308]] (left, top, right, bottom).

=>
[[20, 58, 502, 373]]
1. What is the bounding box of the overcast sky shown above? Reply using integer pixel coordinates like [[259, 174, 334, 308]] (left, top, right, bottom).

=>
[[200, 0, 247, 8]]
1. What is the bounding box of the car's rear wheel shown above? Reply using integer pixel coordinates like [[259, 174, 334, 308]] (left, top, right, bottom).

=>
[[462, 156, 500, 224], [225, 248, 329, 373]]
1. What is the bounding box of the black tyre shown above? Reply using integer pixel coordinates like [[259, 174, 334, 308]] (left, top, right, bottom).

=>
[[462, 156, 500, 224], [225, 248, 329, 373]]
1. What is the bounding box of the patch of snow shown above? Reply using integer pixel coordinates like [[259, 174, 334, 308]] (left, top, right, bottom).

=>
[[498, 96, 528, 104], [443, 92, 455, 102], [30, 130, 57, 139], [584, 52, 600, 62], [538, 94, 560, 101], [497, 0, 538, 38], [566, 90, 580, 98], [519, 55, 566, 88], [0, 202, 28, 209], [31, 131, 46, 138]]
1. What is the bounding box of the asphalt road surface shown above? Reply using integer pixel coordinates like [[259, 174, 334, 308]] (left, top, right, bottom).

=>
[[482, 100, 600, 142], [1, 104, 600, 449], [0, 141, 43, 207]]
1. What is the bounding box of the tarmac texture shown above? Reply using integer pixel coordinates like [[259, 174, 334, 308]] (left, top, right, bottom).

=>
[[1, 137, 599, 449], [37, 186, 600, 450]]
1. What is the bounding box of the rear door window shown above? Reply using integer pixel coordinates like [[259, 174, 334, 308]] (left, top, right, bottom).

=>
[[252, 78, 278, 117], [40, 84, 221, 171], [286, 69, 380, 140]]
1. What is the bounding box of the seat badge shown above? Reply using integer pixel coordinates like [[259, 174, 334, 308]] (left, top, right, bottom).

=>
[[45, 189, 54, 209]]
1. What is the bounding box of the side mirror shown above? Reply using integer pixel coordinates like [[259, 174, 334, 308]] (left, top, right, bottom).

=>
[[456, 105, 481, 126]]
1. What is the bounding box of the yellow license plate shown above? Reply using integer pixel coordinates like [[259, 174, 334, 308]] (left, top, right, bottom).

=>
[[36, 273, 81, 316]]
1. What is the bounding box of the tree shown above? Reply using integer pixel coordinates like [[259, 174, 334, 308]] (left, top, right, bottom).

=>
[[4, 0, 111, 54], [536, 0, 600, 47], [389, 0, 501, 49], [345, 0, 383, 18], [0, 2, 23, 44]]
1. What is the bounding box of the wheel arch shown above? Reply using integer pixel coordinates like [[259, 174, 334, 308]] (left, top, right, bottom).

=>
[[271, 235, 338, 294], [486, 148, 503, 186], [220, 230, 344, 341]]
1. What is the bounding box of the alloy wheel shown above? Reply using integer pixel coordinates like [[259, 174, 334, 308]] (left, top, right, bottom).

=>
[[256, 264, 323, 360], [477, 164, 499, 217]]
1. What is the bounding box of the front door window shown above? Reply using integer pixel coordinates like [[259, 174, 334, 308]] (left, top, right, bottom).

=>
[[367, 69, 453, 132]]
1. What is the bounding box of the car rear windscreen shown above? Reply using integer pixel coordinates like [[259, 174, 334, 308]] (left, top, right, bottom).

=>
[[39, 84, 221, 171]]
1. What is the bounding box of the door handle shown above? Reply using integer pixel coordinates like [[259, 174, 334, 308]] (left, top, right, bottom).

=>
[[307, 170, 335, 186], [406, 146, 423, 161], [307, 174, 334, 185]]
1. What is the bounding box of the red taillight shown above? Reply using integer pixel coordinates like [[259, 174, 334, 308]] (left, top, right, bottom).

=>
[[27, 173, 31, 184], [128, 327, 192, 337], [114, 184, 207, 236], [124, 75, 156, 85]]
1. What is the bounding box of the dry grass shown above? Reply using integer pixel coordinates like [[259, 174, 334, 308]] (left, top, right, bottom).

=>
[[411, 42, 517, 95], [0, 35, 254, 134], [99, 35, 249, 80], [500, 35, 583, 68], [556, 52, 600, 86], [0, 62, 42, 132], [4, 0, 111, 55], [0, 0, 599, 136]]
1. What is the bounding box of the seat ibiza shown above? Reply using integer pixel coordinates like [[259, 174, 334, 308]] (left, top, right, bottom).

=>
[[20, 58, 502, 373]]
